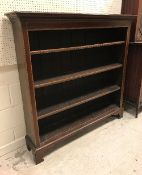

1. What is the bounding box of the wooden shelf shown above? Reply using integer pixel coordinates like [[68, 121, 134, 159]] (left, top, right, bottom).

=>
[[40, 104, 120, 144], [34, 63, 122, 88], [30, 41, 125, 55], [38, 85, 120, 120]]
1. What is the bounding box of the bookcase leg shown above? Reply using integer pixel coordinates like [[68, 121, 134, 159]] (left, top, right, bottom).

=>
[[26, 144, 31, 151], [117, 114, 122, 119], [115, 111, 123, 119], [33, 150, 44, 165], [136, 107, 139, 118], [25, 136, 31, 151]]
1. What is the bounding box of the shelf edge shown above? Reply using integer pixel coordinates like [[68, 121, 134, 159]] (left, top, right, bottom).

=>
[[30, 41, 125, 55], [38, 85, 120, 120], [34, 63, 122, 88]]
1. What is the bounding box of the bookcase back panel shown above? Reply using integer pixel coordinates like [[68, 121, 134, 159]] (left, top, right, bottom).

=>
[[38, 92, 120, 140], [31, 45, 124, 81], [28, 27, 127, 51], [35, 69, 121, 111]]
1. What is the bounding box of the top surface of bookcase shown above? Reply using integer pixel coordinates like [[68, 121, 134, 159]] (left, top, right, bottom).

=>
[[5, 12, 136, 32], [5, 11, 136, 20]]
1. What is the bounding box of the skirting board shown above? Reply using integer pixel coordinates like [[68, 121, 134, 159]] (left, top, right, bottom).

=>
[[0, 137, 25, 157]]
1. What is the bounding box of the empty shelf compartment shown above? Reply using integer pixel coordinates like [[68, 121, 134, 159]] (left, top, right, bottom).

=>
[[29, 27, 127, 51], [38, 93, 120, 144]]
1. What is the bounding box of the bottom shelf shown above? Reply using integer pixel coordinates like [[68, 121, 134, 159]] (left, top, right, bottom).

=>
[[40, 104, 120, 145]]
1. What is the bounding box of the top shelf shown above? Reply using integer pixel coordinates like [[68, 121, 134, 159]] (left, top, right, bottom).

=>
[[30, 41, 125, 55]]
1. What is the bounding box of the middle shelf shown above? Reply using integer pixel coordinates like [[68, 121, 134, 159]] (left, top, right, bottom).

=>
[[37, 85, 120, 120], [34, 63, 122, 88]]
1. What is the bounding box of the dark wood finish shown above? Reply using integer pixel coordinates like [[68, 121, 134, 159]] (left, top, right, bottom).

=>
[[6, 14, 40, 146], [6, 12, 134, 164], [35, 63, 122, 88], [122, 0, 142, 41], [122, 0, 142, 117], [38, 85, 120, 120], [121, 0, 139, 14], [30, 41, 125, 55], [40, 105, 120, 144], [125, 42, 142, 117]]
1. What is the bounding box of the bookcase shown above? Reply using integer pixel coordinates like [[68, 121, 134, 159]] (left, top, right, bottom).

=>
[[122, 0, 142, 117], [122, 0, 142, 41], [6, 12, 134, 164], [125, 43, 142, 117]]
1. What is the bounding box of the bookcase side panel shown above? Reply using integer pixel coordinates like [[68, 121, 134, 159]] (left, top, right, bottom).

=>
[[7, 15, 40, 146]]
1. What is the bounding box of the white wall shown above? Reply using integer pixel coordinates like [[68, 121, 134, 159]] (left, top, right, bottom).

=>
[[0, 0, 122, 156]]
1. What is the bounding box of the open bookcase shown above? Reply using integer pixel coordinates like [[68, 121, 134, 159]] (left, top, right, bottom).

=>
[[6, 12, 135, 164]]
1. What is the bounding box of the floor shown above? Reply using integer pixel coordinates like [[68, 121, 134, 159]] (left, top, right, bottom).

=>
[[0, 106, 142, 175]]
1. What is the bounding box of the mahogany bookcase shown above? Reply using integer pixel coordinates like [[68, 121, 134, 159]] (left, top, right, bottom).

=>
[[6, 12, 134, 164]]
